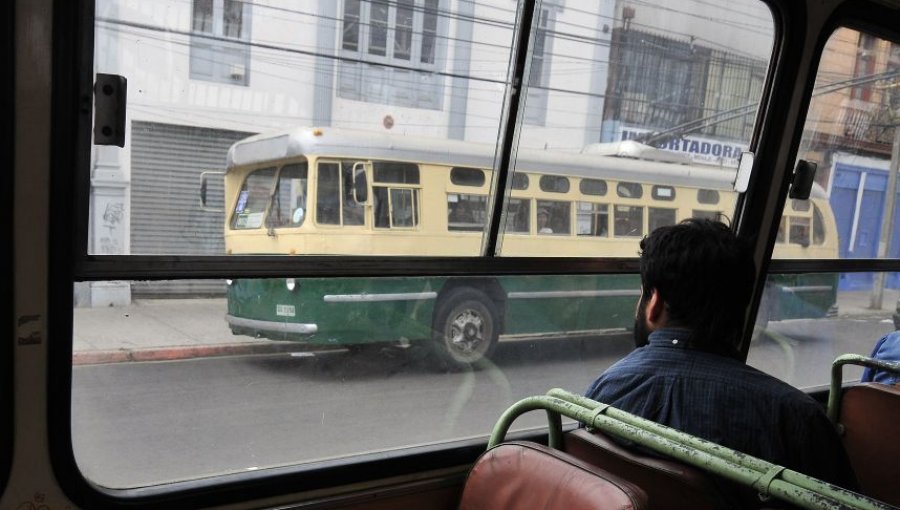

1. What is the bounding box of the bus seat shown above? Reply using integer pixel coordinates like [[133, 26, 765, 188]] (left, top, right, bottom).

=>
[[563, 428, 740, 510], [838, 382, 900, 507], [458, 441, 647, 510]]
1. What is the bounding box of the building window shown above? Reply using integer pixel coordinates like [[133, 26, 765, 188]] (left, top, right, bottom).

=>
[[524, 7, 555, 125], [338, 0, 446, 110], [190, 0, 251, 85]]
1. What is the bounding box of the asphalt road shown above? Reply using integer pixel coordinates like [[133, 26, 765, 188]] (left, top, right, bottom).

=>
[[71, 316, 892, 489]]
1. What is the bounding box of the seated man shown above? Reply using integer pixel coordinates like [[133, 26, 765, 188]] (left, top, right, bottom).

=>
[[585, 219, 857, 490]]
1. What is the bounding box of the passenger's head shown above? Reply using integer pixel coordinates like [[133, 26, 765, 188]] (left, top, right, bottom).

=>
[[637, 218, 755, 357]]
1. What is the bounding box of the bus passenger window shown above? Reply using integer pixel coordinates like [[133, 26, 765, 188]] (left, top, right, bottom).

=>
[[697, 189, 720, 204], [373, 161, 420, 184], [450, 167, 485, 187], [537, 200, 570, 235], [580, 178, 607, 196], [649, 207, 676, 233], [448, 194, 486, 231], [341, 162, 364, 226], [652, 185, 675, 201], [231, 167, 276, 230], [391, 189, 416, 227], [511, 173, 529, 190], [505, 198, 529, 233], [614, 205, 643, 237], [776, 217, 786, 243], [576, 202, 609, 236], [270, 163, 308, 228], [316, 162, 341, 225], [791, 199, 810, 212], [539, 175, 570, 193], [617, 182, 643, 199], [789, 217, 811, 247]]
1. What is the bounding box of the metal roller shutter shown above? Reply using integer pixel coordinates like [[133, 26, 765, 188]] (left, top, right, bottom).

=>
[[130, 121, 254, 297]]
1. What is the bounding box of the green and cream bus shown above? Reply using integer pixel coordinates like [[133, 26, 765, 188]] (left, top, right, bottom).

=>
[[205, 127, 839, 368]]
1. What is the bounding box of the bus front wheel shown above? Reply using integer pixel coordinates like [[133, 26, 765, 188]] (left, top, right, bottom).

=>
[[431, 288, 499, 370]]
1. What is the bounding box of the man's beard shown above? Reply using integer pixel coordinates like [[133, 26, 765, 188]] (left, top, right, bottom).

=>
[[633, 298, 651, 348]]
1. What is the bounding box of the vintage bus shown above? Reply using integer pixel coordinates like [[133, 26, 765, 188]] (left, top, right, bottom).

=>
[[10, 0, 900, 508], [212, 127, 840, 367]]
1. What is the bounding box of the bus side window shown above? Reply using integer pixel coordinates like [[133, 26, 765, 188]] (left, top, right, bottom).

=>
[[692, 210, 721, 221], [505, 198, 530, 233], [373, 161, 420, 229], [776, 217, 786, 243], [448, 194, 487, 231], [537, 200, 571, 235], [813, 203, 826, 244], [317, 162, 341, 225], [614, 205, 643, 237], [576, 202, 608, 237], [649, 207, 676, 233]]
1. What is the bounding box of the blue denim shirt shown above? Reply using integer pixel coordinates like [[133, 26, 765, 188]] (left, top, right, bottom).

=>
[[585, 327, 857, 489], [861, 331, 900, 385]]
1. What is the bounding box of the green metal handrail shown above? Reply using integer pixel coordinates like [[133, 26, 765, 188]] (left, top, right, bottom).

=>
[[487, 388, 893, 510], [827, 354, 900, 423]]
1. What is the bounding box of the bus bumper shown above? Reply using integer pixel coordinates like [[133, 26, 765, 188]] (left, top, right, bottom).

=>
[[225, 315, 318, 335]]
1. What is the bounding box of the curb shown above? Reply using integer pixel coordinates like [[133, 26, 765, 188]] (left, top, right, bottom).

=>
[[72, 342, 303, 366]]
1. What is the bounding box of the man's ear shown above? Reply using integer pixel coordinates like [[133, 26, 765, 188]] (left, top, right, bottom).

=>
[[645, 288, 667, 326]]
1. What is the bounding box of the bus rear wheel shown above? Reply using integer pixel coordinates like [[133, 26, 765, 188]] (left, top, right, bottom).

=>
[[431, 288, 499, 370]]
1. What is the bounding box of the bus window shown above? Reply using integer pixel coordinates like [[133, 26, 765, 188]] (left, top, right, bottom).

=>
[[614, 205, 643, 237], [576, 202, 609, 237], [270, 163, 308, 228], [505, 198, 530, 233], [652, 185, 675, 201], [373, 161, 420, 184], [316, 162, 341, 225], [536, 200, 570, 235], [698, 189, 720, 204], [539, 175, 570, 193], [617, 182, 643, 199], [789, 217, 811, 247], [448, 194, 487, 231], [390, 189, 417, 227], [511, 173, 529, 190], [649, 207, 677, 233], [579, 178, 607, 196], [373, 161, 420, 229], [776, 217, 786, 243], [231, 167, 276, 230], [450, 167, 486, 187]]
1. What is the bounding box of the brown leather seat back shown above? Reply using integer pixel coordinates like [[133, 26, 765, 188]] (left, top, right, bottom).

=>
[[839, 382, 900, 507], [563, 428, 736, 510], [458, 441, 647, 510]]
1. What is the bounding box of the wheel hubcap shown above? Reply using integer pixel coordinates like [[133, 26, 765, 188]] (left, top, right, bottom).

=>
[[449, 310, 484, 355]]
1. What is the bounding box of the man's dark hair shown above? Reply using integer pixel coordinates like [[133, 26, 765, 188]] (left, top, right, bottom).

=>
[[639, 218, 756, 357]]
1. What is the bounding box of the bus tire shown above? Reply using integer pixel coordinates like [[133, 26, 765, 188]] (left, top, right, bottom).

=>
[[431, 287, 499, 370]]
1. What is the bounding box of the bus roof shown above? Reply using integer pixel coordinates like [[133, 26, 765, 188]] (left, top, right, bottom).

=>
[[225, 126, 741, 190]]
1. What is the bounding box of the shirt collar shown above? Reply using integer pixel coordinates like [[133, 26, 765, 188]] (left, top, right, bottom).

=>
[[647, 327, 693, 349]]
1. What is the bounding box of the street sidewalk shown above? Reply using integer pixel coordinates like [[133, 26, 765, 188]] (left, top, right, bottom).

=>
[[72, 289, 900, 365]]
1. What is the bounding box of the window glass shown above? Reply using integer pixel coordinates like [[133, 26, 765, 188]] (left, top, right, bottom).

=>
[[649, 207, 677, 233], [614, 205, 643, 237], [230, 167, 275, 230], [652, 185, 675, 201], [270, 163, 308, 228], [511, 173, 529, 190], [505, 198, 530, 233], [579, 179, 607, 196], [791, 199, 810, 212], [450, 167, 486, 187], [616, 182, 643, 199], [84, 0, 775, 490], [692, 210, 722, 222], [698, 189, 720, 204], [536, 200, 570, 235], [539, 175, 570, 193], [577, 202, 609, 237], [448, 194, 487, 231]]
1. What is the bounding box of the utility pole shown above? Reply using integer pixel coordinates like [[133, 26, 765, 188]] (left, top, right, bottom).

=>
[[870, 123, 900, 309]]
